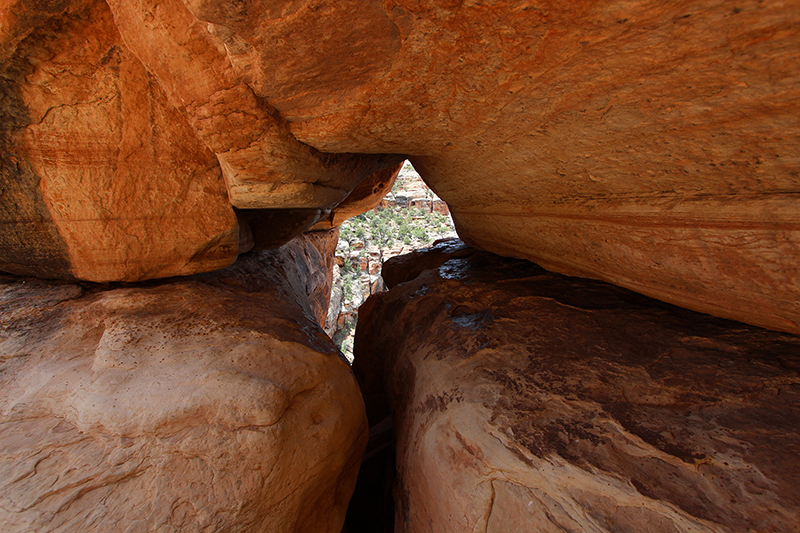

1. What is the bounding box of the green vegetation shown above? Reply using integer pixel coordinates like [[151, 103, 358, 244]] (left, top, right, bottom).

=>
[[339, 257, 360, 302], [332, 163, 457, 361], [391, 161, 416, 195], [339, 205, 454, 266], [333, 316, 356, 353]]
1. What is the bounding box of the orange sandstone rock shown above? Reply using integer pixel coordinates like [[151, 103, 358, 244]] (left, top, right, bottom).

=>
[[354, 241, 800, 532], [283, 0, 800, 334], [2, 0, 799, 332], [0, 0, 241, 281], [0, 231, 367, 532], [312, 161, 404, 230], [0, 1, 397, 282], [104, 0, 392, 210]]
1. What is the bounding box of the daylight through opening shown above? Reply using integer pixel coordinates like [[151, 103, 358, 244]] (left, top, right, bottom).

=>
[[325, 160, 456, 361]]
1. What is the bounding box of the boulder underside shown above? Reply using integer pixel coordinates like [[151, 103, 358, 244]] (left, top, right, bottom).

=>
[[0, 0, 797, 332]]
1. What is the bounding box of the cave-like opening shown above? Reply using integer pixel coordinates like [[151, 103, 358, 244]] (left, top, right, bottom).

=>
[[326, 160, 456, 361], [335, 160, 457, 532]]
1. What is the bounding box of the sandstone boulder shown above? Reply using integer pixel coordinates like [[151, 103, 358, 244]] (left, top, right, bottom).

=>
[[3, 0, 799, 328], [0, 0, 399, 282], [312, 162, 404, 231], [110, 0, 800, 332], [104, 0, 394, 211], [0, 0, 241, 281], [0, 230, 368, 532], [354, 240, 800, 532]]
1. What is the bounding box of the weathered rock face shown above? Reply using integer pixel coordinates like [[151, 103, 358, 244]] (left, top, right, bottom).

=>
[[0, 230, 368, 532], [0, 0, 242, 281], [0, 0, 400, 282], [104, 0, 398, 211], [313, 162, 404, 231], [100, 0, 797, 333], [2, 1, 799, 327], [354, 240, 800, 532]]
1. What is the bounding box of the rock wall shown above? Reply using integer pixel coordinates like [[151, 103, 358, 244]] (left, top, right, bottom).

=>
[[136, 0, 800, 333], [2, 1, 798, 333], [2, 0, 798, 332], [0, 0, 241, 281], [0, 230, 367, 532], [354, 240, 800, 532], [2, 1, 800, 529], [0, 0, 400, 282]]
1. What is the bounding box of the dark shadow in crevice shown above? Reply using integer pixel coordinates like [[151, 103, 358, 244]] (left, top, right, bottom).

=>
[[343, 416, 395, 533]]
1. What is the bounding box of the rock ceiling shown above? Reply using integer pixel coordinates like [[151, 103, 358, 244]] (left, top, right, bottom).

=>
[[1, 1, 798, 325]]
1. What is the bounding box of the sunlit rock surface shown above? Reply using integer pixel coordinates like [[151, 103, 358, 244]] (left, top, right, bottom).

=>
[[0, 0, 242, 281], [0, 0, 398, 282], [2, 1, 799, 323], [103, 0, 798, 332], [354, 240, 800, 532], [0, 231, 367, 532], [0, 0, 800, 333]]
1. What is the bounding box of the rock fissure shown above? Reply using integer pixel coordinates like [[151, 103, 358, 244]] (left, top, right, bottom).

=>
[[2, 1, 800, 531]]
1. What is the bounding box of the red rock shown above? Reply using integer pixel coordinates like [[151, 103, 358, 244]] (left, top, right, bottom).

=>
[[313, 162, 404, 230], [409, 199, 431, 211], [0, 231, 367, 532], [104, 0, 394, 211], [0, 1, 399, 282], [112, 0, 800, 332], [431, 200, 450, 216], [0, 0, 241, 281], [3, 0, 799, 328], [369, 260, 381, 276], [269, 229, 340, 329], [379, 196, 397, 210], [353, 240, 800, 532]]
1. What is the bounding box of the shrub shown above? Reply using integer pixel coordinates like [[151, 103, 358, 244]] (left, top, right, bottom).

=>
[[342, 276, 353, 300]]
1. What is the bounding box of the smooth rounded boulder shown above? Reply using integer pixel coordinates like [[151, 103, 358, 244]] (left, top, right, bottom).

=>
[[0, 231, 368, 532], [354, 240, 800, 532]]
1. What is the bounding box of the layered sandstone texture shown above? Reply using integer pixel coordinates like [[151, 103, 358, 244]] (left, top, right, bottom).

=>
[[0, 230, 368, 532], [0, 0, 398, 281], [312, 162, 404, 231], [354, 240, 800, 532], [107, 0, 800, 334], [2, 0, 799, 330], [0, 0, 241, 281]]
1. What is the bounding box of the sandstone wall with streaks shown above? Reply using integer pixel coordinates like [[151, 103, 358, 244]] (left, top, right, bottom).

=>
[[2, 0, 798, 331]]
